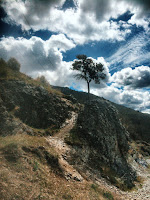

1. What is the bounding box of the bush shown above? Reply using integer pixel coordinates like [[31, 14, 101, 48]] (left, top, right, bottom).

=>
[[103, 192, 114, 200], [0, 58, 8, 78], [7, 57, 21, 71], [36, 76, 50, 87]]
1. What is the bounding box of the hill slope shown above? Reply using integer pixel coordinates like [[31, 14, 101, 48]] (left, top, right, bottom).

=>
[[54, 86, 150, 143], [0, 59, 150, 199]]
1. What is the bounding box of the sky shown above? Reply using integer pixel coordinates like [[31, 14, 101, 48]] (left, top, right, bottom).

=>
[[0, 0, 150, 114]]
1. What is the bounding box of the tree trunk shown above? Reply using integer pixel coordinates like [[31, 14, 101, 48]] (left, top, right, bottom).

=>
[[87, 81, 90, 101]]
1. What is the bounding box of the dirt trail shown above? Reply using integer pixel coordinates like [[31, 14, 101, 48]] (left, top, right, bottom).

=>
[[94, 159, 150, 200], [124, 158, 150, 200], [45, 111, 83, 181], [45, 111, 150, 200]]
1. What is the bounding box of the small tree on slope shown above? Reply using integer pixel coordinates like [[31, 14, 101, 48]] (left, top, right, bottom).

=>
[[72, 54, 106, 98]]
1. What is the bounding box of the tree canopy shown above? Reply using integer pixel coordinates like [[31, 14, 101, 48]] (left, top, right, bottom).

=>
[[72, 54, 106, 95]]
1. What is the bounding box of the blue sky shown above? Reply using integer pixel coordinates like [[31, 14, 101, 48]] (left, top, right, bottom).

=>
[[0, 0, 150, 113]]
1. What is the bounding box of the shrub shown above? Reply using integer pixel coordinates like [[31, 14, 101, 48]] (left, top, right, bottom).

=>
[[103, 191, 114, 200], [36, 75, 50, 87], [0, 58, 8, 78], [7, 57, 21, 71]]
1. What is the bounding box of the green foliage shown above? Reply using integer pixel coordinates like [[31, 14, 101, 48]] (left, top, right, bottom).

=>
[[0, 58, 9, 78], [91, 184, 114, 200], [7, 57, 21, 71], [33, 160, 39, 171], [103, 192, 114, 200], [72, 54, 106, 94], [91, 184, 99, 191]]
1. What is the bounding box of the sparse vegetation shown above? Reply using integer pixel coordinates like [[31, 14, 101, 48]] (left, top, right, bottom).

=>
[[7, 57, 21, 71], [0, 134, 116, 200], [0, 57, 62, 96], [90, 183, 114, 200], [103, 191, 114, 200], [62, 194, 73, 200]]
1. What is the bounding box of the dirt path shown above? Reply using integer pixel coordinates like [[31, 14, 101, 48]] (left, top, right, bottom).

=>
[[45, 111, 150, 200], [45, 112, 83, 181], [95, 158, 150, 200], [124, 158, 150, 200]]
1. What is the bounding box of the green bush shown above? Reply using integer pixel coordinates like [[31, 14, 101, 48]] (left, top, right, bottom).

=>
[[0, 58, 8, 78], [103, 191, 114, 200], [2, 143, 22, 162], [7, 57, 21, 71]]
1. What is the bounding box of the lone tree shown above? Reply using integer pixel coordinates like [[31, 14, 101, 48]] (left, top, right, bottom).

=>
[[72, 54, 106, 97]]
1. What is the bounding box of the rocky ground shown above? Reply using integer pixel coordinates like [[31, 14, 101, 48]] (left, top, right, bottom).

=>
[[45, 110, 150, 200], [1, 61, 150, 199]]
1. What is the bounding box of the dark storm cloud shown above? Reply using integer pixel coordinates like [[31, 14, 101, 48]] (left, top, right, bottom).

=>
[[112, 66, 150, 88], [1, 0, 65, 29], [126, 0, 150, 10], [80, 0, 112, 21]]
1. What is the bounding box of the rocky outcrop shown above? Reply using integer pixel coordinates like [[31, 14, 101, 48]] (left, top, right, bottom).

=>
[[0, 80, 72, 135], [67, 100, 136, 189]]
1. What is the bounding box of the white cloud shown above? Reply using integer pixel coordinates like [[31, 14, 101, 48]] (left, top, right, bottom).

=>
[[0, 34, 75, 73], [31, 61, 75, 87], [2, 0, 149, 44], [108, 32, 150, 72], [46, 34, 75, 52], [91, 85, 150, 113], [112, 66, 150, 88]]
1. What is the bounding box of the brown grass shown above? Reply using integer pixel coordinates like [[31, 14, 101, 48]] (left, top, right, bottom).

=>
[[0, 134, 120, 200], [0, 61, 62, 96]]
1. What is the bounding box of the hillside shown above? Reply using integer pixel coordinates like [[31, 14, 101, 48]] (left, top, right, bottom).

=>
[[54, 86, 150, 143], [0, 58, 150, 200]]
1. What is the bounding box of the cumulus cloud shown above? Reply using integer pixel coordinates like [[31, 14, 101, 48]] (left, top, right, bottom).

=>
[[92, 85, 150, 113], [0, 34, 75, 73], [2, 0, 148, 44], [31, 61, 75, 87], [80, 0, 130, 22], [47, 34, 75, 52], [112, 66, 150, 88]]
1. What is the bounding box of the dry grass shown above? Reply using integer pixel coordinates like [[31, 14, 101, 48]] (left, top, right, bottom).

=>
[[0, 134, 119, 200], [0, 61, 62, 96]]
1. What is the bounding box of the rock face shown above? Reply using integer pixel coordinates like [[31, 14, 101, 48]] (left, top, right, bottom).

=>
[[67, 100, 136, 189], [0, 80, 71, 135]]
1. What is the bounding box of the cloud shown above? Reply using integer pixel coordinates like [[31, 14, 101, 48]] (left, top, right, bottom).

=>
[[80, 0, 130, 22], [0, 34, 75, 73], [47, 34, 75, 52], [108, 32, 150, 72], [2, 0, 66, 29], [1, 0, 146, 44], [91, 85, 150, 113], [31, 61, 75, 87], [112, 66, 150, 88]]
